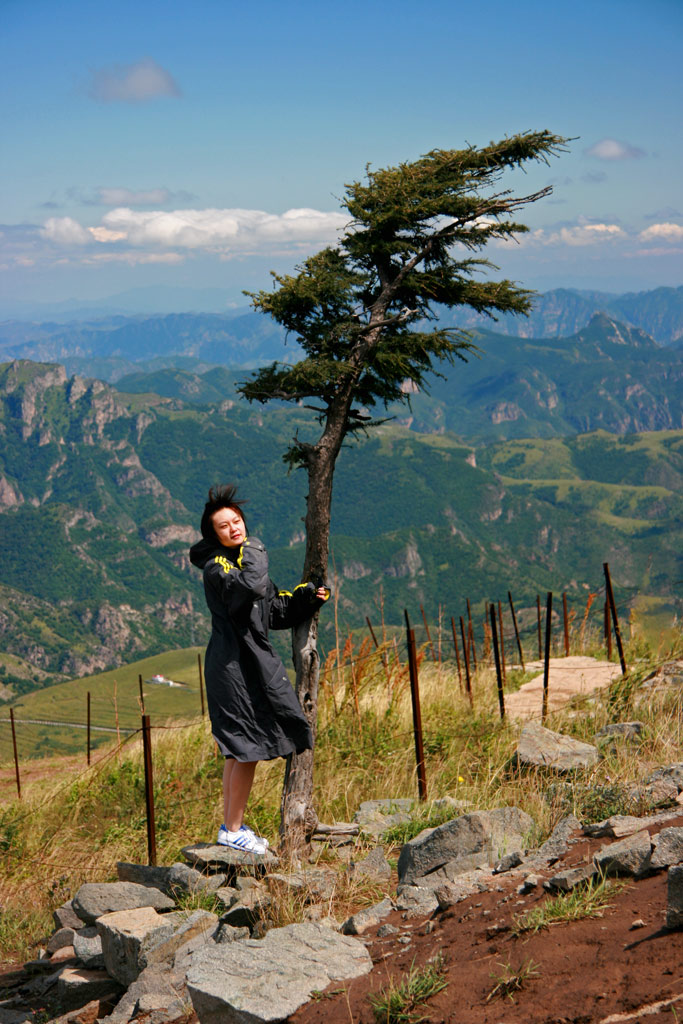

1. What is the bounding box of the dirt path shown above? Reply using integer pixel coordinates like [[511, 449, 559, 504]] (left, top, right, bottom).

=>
[[292, 814, 683, 1024], [505, 655, 624, 721]]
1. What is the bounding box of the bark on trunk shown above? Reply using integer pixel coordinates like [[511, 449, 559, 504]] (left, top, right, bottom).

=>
[[279, 399, 349, 854]]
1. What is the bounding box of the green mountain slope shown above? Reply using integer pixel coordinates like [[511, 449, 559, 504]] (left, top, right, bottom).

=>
[[0, 359, 681, 698], [114, 314, 683, 441]]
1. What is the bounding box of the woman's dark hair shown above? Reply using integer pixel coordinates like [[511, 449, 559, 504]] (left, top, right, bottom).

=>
[[200, 484, 248, 543]]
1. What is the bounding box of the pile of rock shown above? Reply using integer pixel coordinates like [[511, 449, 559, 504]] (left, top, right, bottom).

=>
[[1, 845, 372, 1024], [4, 728, 683, 1024]]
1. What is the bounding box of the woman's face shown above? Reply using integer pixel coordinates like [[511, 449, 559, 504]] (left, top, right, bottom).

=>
[[211, 506, 246, 548]]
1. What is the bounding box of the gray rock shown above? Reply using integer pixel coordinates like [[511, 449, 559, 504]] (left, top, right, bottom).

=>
[[265, 866, 337, 902], [376, 923, 399, 938], [515, 722, 598, 772], [52, 901, 86, 931], [353, 798, 416, 837], [534, 814, 581, 861], [145, 910, 219, 970], [72, 882, 175, 925], [651, 827, 683, 869], [544, 864, 597, 892], [181, 843, 277, 874], [47, 926, 77, 955], [342, 897, 395, 934], [593, 830, 652, 879], [585, 814, 658, 839], [0, 1011, 34, 1024], [595, 722, 644, 741], [55, 968, 121, 1012], [73, 927, 104, 968], [394, 887, 439, 917], [432, 871, 492, 909], [97, 906, 178, 987], [213, 921, 250, 944], [347, 847, 392, 883], [187, 921, 372, 1023], [168, 862, 227, 894], [397, 807, 533, 887], [219, 888, 272, 930], [517, 874, 540, 894], [648, 764, 683, 793], [667, 864, 683, 929], [493, 851, 523, 874], [101, 963, 187, 1024], [634, 776, 680, 807], [212, 886, 239, 909]]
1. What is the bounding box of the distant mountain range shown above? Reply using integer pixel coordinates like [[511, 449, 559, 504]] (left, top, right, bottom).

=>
[[0, 354, 681, 695], [110, 313, 682, 441], [0, 286, 682, 389]]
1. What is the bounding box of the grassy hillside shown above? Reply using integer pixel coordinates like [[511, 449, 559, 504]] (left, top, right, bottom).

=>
[[0, 629, 680, 964], [0, 358, 681, 696], [1, 648, 207, 761]]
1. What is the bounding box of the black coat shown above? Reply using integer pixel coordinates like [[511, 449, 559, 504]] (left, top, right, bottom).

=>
[[189, 536, 322, 761]]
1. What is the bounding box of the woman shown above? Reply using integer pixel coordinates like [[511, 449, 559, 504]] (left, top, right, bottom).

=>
[[190, 484, 328, 854]]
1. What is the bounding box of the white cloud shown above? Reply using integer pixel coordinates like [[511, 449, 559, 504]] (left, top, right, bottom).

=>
[[497, 221, 626, 249], [93, 206, 349, 250], [87, 58, 180, 103], [639, 222, 683, 242], [584, 138, 645, 161], [40, 217, 90, 245]]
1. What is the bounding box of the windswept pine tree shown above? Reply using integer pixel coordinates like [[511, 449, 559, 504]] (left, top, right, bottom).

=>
[[239, 131, 569, 849]]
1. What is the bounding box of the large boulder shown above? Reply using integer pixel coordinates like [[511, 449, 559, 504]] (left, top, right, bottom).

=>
[[651, 828, 683, 869], [72, 882, 174, 925], [187, 921, 372, 1023], [667, 865, 683, 929], [593, 830, 652, 879], [97, 907, 178, 986], [397, 807, 533, 887], [514, 722, 598, 772]]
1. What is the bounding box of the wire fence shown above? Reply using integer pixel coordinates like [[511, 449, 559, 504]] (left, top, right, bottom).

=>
[[0, 562, 637, 865]]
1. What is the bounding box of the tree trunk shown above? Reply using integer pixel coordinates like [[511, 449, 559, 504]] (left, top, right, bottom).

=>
[[279, 402, 348, 854]]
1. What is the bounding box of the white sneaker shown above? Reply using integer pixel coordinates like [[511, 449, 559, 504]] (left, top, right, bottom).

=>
[[240, 824, 269, 849], [217, 823, 267, 854]]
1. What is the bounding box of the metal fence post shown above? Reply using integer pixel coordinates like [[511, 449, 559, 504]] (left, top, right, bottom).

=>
[[141, 714, 157, 866], [404, 611, 427, 801], [542, 592, 553, 722], [508, 591, 525, 670], [490, 604, 505, 721], [9, 708, 21, 799], [603, 563, 627, 675]]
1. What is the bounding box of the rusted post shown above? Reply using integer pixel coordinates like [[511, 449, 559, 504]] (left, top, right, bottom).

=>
[[366, 616, 379, 649], [420, 604, 436, 661], [404, 611, 427, 801], [490, 604, 505, 720], [450, 616, 463, 688], [138, 674, 145, 714], [87, 691, 91, 766], [604, 601, 612, 660], [508, 591, 525, 670], [141, 714, 157, 866], [603, 563, 627, 675], [497, 599, 506, 683], [536, 595, 542, 660], [542, 592, 552, 722], [466, 599, 478, 670], [562, 592, 570, 657], [459, 616, 473, 707], [197, 653, 206, 717], [9, 708, 21, 799]]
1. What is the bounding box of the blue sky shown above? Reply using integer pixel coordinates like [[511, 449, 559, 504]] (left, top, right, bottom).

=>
[[2, 0, 682, 315]]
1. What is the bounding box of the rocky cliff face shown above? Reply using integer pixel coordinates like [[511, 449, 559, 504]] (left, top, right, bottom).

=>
[[0, 361, 202, 681]]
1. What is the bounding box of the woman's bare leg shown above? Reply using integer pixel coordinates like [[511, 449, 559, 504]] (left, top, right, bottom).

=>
[[223, 759, 257, 832]]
